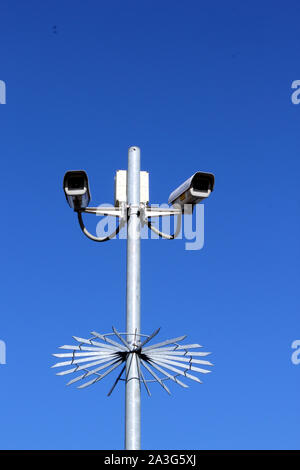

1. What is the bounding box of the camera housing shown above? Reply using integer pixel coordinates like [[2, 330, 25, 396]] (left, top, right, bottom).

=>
[[168, 171, 215, 212], [63, 170, 91, 210]]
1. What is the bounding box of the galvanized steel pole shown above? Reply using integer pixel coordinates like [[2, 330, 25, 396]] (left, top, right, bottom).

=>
[[125, 146, 141, 450]]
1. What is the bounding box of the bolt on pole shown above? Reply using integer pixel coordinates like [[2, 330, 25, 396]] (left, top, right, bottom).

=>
[[125, 146, 141, 450]]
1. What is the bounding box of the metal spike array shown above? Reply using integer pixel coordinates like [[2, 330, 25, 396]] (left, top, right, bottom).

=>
[[52, 327, 213, 395]]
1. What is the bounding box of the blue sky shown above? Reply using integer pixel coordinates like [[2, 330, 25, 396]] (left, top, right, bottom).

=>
[[0, 0, 299, 450]]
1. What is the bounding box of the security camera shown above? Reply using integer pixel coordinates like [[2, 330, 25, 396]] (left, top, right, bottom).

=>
[[168, 171, 215, 212], [63, 170, 91, 210]]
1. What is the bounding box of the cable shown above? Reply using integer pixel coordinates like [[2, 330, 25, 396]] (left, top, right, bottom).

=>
[[78, 208, 181, 242], [146, 213, 182, 240], [77, 211, 122, 242]]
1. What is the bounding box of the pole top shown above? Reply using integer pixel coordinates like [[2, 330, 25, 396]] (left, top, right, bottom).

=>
[[128, 146, 140, 153]]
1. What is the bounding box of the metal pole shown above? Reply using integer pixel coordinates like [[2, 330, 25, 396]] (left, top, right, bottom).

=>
[[125, 146, 141, 450]]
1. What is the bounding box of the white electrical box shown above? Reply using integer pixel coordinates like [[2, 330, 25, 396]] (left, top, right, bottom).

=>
[[115, 170, 149, 206]]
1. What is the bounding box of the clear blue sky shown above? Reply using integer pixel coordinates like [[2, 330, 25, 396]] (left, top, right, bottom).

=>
[[0, 0, 299, 450]]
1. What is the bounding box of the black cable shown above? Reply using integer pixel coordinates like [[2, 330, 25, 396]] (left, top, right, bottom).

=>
[[77, 211, 121, 242]]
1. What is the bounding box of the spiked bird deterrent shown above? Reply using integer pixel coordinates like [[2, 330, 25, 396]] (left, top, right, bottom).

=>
[[52, 327, 213, 394]]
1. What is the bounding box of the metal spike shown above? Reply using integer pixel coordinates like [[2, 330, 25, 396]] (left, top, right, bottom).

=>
[[142, 335, 187, 352], [107, 364, 127, 397], [125, 352, 135, 381], [73, 336, 121, 353], [66, 371, 90, 385], [89, 340, 126, 352], [146, 360, 188, 388], [73, 336, 94, 345], [140, 328, 161, 348], [146, 353, 213, 366], [53, 351, 116, 358], [149, 356, 212, 374], [112, 326, 131, 350], [59, 345, 116, 352], [52, 353, 116, 368], [84, 358, 124, 378], [147, 344, 202, 353], [149, 358, 203, 383], [77, 376, 101, 389], [77, 360, 123, 389], [148, 350, 210, 357], [136, 356, 151, 397], [140, 359, 171, 395], [91, 331, 128, 351], [55, 356, 117, 375]]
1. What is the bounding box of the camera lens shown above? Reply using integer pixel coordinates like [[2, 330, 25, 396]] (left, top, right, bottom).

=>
[[69, 176, 84, 189], [193, 175, 211, 192]]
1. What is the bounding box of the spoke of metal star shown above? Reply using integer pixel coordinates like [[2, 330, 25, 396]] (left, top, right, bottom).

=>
[[144, 359, 189, 389], [140, 359, 171, 395], [52, 353, 117, 368], [125, 352, 136, 382], [148, 353, 212, 364], [89, 333, 129, 352], [142, 335, 187, 352], [140, 328, 161, 348], [58, 345, 116, 352], [147, 355, 213, 372], [52, 328, 213, 394], [112, 326, 132, 350], [148, 350, 210, 357], [55, 357, 118, 376], [145, 344, 203, 353], [107, 364, 127, 397], [78, 360, 124, 389], [73, 335, 125, 352], [148, 358, 203, 384], [149, 356, 211, 376], [66, 359, 122, 386], [136, 356, 151, 397]]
